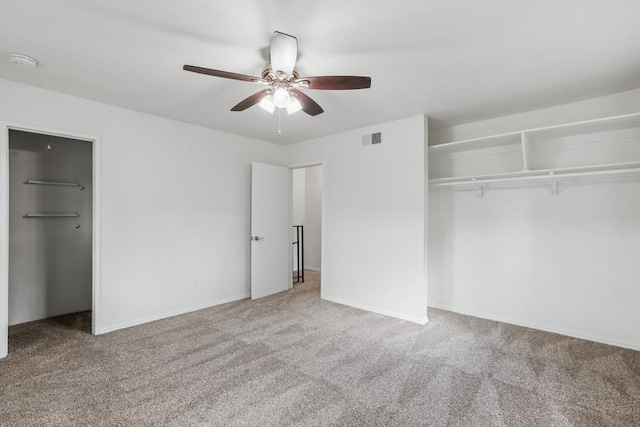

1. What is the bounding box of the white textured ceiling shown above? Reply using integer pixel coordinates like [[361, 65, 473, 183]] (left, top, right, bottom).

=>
[[1, 0, 639, 144]]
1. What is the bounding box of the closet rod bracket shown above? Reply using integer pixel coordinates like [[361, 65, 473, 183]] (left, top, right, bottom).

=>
[[472, 178, 486, 199], [550, 171, 559, 196]]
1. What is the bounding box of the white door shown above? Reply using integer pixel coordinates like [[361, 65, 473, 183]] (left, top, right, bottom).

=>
[[251, 162, 290, 299]]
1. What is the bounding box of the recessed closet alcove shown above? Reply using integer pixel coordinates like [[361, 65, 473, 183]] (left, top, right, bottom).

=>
[[8, 129, 93, 328]]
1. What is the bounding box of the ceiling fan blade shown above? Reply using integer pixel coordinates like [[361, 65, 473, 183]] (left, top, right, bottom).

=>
[[291, 89, 324, 116], [183, 65, 266, 84], [231, 89, 272, 111], [270, 31, 298, 76], [295, 76, 371, 90]]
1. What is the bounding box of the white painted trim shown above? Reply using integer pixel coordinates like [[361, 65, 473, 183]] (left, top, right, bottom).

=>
[[92, 135, 102, 335], [0, 124, 9, 358], [98, 294, 250, 334], [323, 294, 429, 325], [304, 266, 321, 272], [289, 160, 324, 170], [423, 115, 429, 322], [0, 121, 102, 358], [428, 302, 640, 351]]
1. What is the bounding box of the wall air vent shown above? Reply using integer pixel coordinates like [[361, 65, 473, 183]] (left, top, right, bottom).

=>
[[362, 132, 382, 146]]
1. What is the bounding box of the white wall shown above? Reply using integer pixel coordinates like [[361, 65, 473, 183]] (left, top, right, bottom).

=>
[[428, 88, 640, 350], [0, 78, 284, 336], [286, 115, 427, 323], [303, 166, 322, 271]]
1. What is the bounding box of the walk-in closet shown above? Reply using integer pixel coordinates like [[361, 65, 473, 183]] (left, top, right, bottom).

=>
[[8, 129, 93, 328]]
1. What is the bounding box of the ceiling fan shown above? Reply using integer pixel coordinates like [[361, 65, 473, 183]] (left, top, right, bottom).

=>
[[183, 31, 371, 116]]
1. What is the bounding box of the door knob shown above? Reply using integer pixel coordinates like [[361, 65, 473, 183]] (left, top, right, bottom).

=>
[[252, 236, 264, 241]]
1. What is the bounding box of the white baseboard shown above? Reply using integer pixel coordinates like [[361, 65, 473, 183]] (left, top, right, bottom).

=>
[[304, 266, 321, 272], [323, 294, 428, 325], [428, 302, 640, 351], [97, 293, 250, 334]]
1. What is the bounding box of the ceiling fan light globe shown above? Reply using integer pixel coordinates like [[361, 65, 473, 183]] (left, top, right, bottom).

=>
[[259, 95, 275, 113], [287, 98, 302, 115], [273, 87, 291, 108]]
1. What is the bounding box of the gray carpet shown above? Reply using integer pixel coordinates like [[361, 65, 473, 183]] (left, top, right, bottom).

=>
[[1, 271, 639, 426]]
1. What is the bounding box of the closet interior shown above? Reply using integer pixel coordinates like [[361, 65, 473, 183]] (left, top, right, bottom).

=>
[[8, 129, 92, 327]]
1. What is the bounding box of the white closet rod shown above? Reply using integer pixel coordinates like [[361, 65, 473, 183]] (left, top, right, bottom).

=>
[[430, 167, 640, 187], [25, 179, 80, 187], [24, 213, 80, 218]]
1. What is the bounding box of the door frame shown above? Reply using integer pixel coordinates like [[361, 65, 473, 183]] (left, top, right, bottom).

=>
[[288, 161, 324, 292], [0, 121, 102, 358]]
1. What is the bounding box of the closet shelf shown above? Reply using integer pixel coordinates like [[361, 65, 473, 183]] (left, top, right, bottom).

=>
[[428, 111, 640, 196], [429, 111, 640, 154], [24, 213, 80, 218], [24, 179, 84, 190]]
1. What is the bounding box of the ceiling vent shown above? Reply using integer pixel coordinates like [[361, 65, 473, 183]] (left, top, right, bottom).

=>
[[9, 53, 38, 68], [362, 132, 382, 146]]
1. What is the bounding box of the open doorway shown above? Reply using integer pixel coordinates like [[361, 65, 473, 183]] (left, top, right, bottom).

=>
[[291, 165, 322, 290], [1, 124, 100, 358]]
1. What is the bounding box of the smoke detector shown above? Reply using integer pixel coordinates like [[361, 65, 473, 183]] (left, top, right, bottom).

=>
[[9, 53, 38, 68]]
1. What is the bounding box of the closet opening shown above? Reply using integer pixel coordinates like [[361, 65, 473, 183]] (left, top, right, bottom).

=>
[[2, 127, 98, 357]]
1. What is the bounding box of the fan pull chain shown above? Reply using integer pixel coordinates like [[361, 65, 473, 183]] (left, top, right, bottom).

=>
[[278, 108, 282, 136]]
